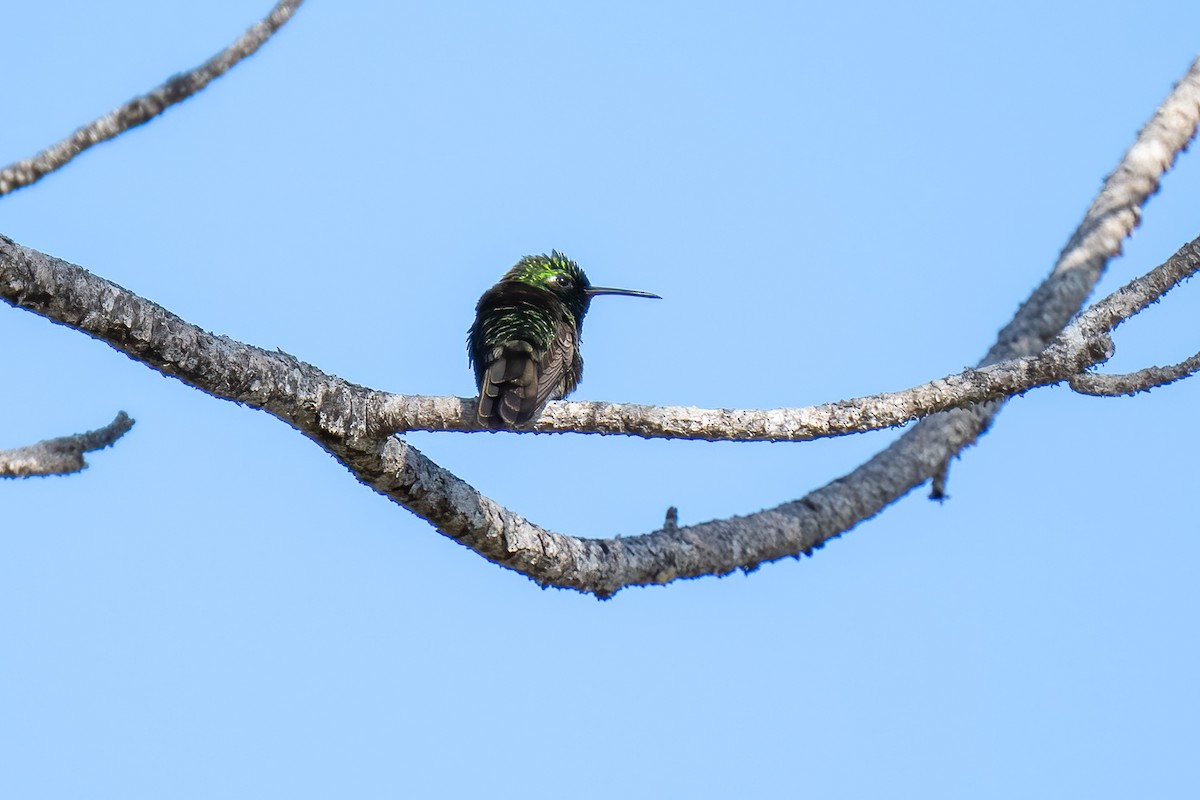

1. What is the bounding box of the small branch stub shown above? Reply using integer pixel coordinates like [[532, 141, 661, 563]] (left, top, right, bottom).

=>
[[664, 506, 679, 531], [0, 412, 134, 478]]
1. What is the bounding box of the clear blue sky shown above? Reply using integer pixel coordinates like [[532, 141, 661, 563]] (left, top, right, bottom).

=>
[[3, 1, 1199, 797]]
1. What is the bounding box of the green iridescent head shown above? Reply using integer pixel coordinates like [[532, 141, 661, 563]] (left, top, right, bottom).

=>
[[500, 251, 589, 294], [499, 251, 659, 314]]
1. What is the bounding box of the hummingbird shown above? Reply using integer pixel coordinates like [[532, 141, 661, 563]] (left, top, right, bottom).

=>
[[468, 251, 660, 427]]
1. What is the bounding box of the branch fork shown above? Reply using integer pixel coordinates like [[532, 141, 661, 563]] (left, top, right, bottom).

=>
[[2, 1, 1199, 595]]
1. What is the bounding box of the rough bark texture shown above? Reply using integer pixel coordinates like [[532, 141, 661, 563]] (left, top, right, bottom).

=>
[[0, 0, 303, 196], [2, 4, 1198, 596], [2, 234, 1198, 593], [0, 412, 134, 477], [1071, 352, 1200, 397]]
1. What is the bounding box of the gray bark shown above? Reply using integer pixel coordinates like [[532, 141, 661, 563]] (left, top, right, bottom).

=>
[[1, 3, 1198, 596], [0, 0, 303, 196], [0, 412, 134, 478]]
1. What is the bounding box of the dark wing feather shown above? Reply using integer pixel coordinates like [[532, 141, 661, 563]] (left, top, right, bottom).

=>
[[526, 316, 581, 415], [469, 283, 584, 427]]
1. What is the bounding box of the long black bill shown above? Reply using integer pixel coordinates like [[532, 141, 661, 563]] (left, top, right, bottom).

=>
[[585, 286, 662, 299]]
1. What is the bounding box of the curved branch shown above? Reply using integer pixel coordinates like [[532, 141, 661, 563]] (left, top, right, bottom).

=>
[[377, 232, 1197, 441], [2, 47, 1197, 594], [0, 412, 134, 478], [6, 233, 1194, 439], [0, 0, 303, 197], [356, 57, 1200, 595], [0, 236, 1082, 441], [986, 58, 1200, 365], [1071, 352, 1200, 396], [286, 235, 1200, 598], [1, 232, 1198, 592]]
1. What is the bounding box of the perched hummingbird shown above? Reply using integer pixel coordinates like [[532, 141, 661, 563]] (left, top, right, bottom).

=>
[[468, 251, 660, 427]]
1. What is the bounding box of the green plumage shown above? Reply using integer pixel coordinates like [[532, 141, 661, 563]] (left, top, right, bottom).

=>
[[468, 251, 659, 427]]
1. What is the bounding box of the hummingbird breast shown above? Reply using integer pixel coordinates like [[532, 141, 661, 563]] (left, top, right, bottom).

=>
[[468, 282, 584, 426]]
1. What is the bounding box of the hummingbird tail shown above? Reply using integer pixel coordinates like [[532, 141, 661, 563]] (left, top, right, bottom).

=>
[[477, 343, 542, 426]]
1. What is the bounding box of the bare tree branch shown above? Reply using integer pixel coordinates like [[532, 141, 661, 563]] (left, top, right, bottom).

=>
[[1, 17, 1197, 594], [0, 0, 303, 197], [1, 227, 1197, 590], [376, 234, 1199, 441], [0, 0, 302, 477], [0, 412, 134, 478], [0, 236, 1070, 441], [357, 56, 1200, 595], [986, 58, 1200, 366], [1071, 352, 1200, 396], [2, 232, 1193, 442]]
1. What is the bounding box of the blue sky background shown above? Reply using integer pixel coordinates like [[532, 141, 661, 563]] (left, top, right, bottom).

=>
[[3, 1, 1199, 797]]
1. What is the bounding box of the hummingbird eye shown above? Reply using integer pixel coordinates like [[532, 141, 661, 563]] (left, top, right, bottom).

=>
[[554, 275, 571, 289]]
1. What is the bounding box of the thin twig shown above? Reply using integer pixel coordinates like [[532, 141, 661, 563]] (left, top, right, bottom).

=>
[[0, 412, 134, 478], [0, 0, 303, 196], [1071, 351, 1200, 396]]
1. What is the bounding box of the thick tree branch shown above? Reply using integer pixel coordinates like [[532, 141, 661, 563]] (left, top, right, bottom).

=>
[[1, 232, 1197, 591], [3, 234, 1193, 444], [0, 412, 134, 478], [0, 0, 303, 196], [986, 58, 1200, 365], [1, 27, 1197, 593], [380, 56, 1200, 595]]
